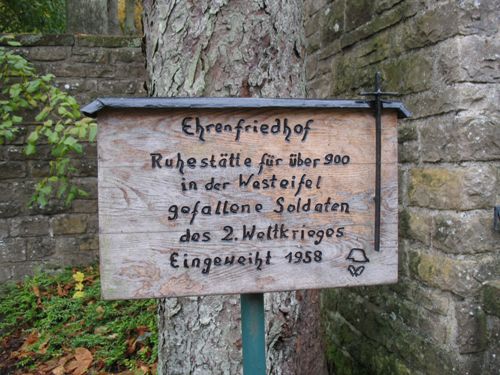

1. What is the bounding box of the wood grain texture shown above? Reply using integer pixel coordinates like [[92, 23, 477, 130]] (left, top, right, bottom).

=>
[[97, 107, 398, 299]]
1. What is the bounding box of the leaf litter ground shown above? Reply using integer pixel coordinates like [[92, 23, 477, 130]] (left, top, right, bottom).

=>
[[0, 265, 158, 374]]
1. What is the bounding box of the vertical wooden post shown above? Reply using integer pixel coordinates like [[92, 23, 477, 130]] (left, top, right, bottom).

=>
[[241, 293, 266, 375]]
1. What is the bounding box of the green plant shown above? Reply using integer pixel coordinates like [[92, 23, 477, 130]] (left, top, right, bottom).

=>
[[0, 0, 66, 33], [0, 266, 158, 373], [0, 36, 97, 207]]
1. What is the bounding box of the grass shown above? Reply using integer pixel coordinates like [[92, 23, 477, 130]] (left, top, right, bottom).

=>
[[0, 265, 158, 374]]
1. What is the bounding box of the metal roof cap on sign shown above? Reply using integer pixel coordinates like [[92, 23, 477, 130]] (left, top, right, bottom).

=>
[[81, 97, 412, 118]]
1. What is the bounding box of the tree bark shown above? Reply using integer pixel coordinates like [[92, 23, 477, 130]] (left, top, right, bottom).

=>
[[142, 1, 327, 374]]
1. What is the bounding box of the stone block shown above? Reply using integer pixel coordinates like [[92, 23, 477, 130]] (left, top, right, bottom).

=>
[[0, 263, 13, 282], [350, 31, 397, 69], [329, 55, 375, 95], [26, 237, 56, 260], [341, 2, 417, 49], [356, 284, 449, 344], [0, 238, 26, 262], [304, 0, 328, 17], [0, 161, 26, 179], [409, 250, 481, 296], [27, 46, 68, 61], [398, 169, 407, 206], [51, 214, 88, 235], [305, 31, 321, 54], [382, 52, 433, 94], [49, 63, 116, 79], [5, 261, 46, 283], [0, 202, 22, 219], [318, 39, 341, 60], [393, 279, 451, 316], [457, 0, 499, 37], [76, 35, 141, 48], [420, 112, 500, 162], [455, 302, 488, 354], [376, 0, 411, 14], [8, 34, 75, 47], [433, 211, 499, 254], [71, 199, 98, 214], [28, 160, 51, 178], [10, 216, 49, 237], [408, 166, 496, 210], [97, 80, 138, 96], [71, 47, 109, 64], [54, 237, 97, 266], [398, 141, 418, 163], [345, 0, 375, 32], [307, 76, 331, 99], [304, 12, 321, 37], [320, 2, 344, 45], [305, 55, 318, 81], [0, 181, 25, 218], [399, 208, 432, 245], [482, 313, 500, 375], [438, 35, 500, 84], [404, 83, 499, 120], [398, 123, 418, 144], [53, 79, 98, 101], [79, 235, 99, 251], [82, 144, 98, 158], [26, 196, 67, 216], [324, 288, 454, 374], [0, 219, 8, 238], [6, 145, 52, 160], [87, 216, 98, 234], [482, 280, 500, 317], [70, 158, 97, 178], [114, 63, 146, 79], [109, 48, 143, 64], [74, 177, 98, 199], [402, 5, 460, 50]]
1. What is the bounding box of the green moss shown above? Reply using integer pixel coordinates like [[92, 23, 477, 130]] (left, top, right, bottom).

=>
[[398, 124, 418, 143], [482, 280, 500, 317]]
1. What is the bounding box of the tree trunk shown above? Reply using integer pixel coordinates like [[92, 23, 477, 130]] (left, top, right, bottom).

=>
[[142, 1, 327, 374]]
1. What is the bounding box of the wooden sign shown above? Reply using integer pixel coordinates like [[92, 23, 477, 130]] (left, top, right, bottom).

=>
[[83, 98, 409, 299]]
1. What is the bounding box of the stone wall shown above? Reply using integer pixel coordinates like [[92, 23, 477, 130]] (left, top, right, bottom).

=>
[[0, 34, 146, 282], [304, 0, 499, 374]]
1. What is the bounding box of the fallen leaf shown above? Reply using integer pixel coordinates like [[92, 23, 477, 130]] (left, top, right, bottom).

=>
[[52, 365, 65, 375], [24, 331, 39, 346], [136, 326, 149, 336], [32, 285, 40, 297], [126, 337, 137, 355], [37, 337, 50, 354], [38, 357, 59, 372], [65, 347, 93, 375], [57, 283, 67, 297]]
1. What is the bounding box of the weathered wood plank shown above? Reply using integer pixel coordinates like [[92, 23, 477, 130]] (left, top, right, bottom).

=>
[[97, 107, 398, 299]]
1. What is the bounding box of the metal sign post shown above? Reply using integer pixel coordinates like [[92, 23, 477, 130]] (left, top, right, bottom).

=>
[[241, 293, 266, 375]]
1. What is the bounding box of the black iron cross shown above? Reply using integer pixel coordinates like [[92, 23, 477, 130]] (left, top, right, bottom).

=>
[[360, 72, 399, 252]]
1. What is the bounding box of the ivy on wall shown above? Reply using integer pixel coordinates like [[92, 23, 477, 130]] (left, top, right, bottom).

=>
[[0, 36, 97, 207]]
